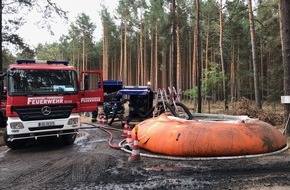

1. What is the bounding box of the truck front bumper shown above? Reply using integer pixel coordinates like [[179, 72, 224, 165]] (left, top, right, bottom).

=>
[[6, 113, 81, 141], [6, 129, 79, 142]]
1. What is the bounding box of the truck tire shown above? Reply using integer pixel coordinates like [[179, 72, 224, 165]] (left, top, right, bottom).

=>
[[3, 128, 27, 149], [61, 134, 76, 145]]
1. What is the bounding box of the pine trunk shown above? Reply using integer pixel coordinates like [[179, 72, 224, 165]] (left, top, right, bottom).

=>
[[171, 0, 177, 88], [230, 39, 235, 102], [176, 14, 181, 91], [195, 0, 201, 113], [120, 24, 123, 81], [154, 24, 158, 90], [219, 0, 228, 110], [103, 24, 108, 80], [162, 48, 167, 88], [82, 33, 85, 71], [280, 0, 290, 134], [150, 29, 154, 90], [248, 0, 262, 109], [124, 21, 128, 84], [140, 21, 144, 85], [237, 40, 241, 100]]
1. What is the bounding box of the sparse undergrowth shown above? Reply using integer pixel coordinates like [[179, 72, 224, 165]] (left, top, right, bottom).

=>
[[226, 98, 284, 126], [184, 97, 285, 127]]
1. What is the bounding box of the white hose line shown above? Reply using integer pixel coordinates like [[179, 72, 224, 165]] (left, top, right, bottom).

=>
[[120, 143, 289, 161]]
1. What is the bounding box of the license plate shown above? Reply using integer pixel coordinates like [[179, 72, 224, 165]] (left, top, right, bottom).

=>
[[38, 121, 55, 127]]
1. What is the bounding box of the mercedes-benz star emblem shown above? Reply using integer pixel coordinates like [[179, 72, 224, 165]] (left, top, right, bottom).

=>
[[41, 106, 51, 116]]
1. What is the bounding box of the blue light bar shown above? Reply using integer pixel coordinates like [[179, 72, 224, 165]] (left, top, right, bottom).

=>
[[16, 60, 69, 66], [47, 60, 69, 65], [16, 60, 35, 64]]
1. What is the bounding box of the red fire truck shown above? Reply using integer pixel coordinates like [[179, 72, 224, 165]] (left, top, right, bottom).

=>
[[0, 60, 104, 149]]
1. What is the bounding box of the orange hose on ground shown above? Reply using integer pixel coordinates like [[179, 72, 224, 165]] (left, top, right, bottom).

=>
[[131, 114, 287, 157]]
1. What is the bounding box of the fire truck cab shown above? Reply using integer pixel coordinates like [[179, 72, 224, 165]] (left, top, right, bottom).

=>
[[0, 60, 104, 149]]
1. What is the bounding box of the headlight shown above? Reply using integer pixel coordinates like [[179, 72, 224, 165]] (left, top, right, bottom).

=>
[[68, 118, 79, 125], [10, 122, 24, 129]]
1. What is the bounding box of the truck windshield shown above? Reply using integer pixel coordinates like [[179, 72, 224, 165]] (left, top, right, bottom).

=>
[[8, 69, 78, 95]]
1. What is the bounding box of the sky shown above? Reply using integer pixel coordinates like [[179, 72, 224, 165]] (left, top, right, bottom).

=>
[[16, 0, 119, 49]]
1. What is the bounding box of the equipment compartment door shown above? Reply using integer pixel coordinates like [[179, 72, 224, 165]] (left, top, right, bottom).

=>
[[79, 70, 104, 112]]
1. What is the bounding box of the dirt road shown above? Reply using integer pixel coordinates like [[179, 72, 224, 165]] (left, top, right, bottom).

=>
[[0, 122, 290, 190]]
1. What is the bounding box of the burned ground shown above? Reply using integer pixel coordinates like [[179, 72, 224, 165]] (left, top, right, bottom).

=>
[[0, 121, 290, 190]]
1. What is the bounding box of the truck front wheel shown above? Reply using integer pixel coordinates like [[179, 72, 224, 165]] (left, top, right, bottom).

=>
[[61, 134, 76, 145], [3, 129, 27, 149]]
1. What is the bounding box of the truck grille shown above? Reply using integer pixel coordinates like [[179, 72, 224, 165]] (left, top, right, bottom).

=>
[[12, 104, 77, 121]]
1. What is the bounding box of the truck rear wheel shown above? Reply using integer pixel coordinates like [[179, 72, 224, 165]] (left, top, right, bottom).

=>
[[61, 134, 76, 145], [3, 129, 27, 149]]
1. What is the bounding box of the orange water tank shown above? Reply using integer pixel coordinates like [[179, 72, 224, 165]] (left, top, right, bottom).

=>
[[131, 114, 287, 157]]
